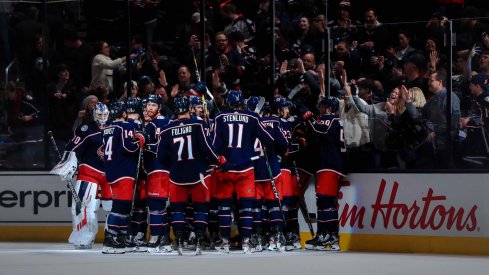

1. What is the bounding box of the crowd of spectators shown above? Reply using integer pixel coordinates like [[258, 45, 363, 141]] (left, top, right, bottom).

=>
[[1, 0, 489, 170]]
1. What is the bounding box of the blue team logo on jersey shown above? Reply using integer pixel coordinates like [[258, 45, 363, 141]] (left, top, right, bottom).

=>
[[81, 125, 88, 132]]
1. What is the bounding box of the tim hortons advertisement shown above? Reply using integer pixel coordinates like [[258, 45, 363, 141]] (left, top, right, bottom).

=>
[[336, 174, 489, 237]]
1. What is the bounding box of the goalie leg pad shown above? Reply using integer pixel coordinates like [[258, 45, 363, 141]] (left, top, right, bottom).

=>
[[68, 180, 99, 247]]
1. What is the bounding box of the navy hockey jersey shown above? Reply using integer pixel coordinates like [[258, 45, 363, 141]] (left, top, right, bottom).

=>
[[253, 116, 288, 181], [103, 120, 141, 184], [307, 113, 345, 175], [157, 117, 219, 185], [213, 110, 274, 172], [65, 121, 104, 175], [144, 115, 170, 173]]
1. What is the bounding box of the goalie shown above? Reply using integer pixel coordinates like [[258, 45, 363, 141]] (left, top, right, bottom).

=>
[[51, 102, 111, 249]]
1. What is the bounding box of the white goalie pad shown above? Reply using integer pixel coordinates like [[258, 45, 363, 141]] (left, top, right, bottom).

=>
[[68, 180, 99, 247], [50, 151, 78, 181]]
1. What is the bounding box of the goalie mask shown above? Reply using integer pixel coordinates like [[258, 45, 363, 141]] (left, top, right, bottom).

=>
[[93, 102, 109, 128]]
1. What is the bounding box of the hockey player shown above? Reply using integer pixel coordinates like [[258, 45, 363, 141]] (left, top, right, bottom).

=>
[[212, 90, 275, 253], [124, 97, 148, 252], [273, 96, 302, 251], [157, 96, 225, 255], [247, 98, 288, 252], [143, 94, 173, 253], [301, 97, 344, 251], [51, 102, 111, 249], [102, 101, 145, 254]]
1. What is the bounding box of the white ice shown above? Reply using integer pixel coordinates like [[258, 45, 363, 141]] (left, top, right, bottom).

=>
[[0, 243, 487, 275]]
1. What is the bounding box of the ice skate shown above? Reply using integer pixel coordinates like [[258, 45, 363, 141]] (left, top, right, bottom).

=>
[[242, 237, 253, 253], [318, 233, 340, 251], [305, 233, 325, 250], [147, 235, 162, 253], [216, 238, 230, 253], [285, 232, 301, 251], [102, 232, 125, 254]]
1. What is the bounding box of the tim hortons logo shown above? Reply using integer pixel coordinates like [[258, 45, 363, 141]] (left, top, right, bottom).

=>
[[338, 179, 478, 232]]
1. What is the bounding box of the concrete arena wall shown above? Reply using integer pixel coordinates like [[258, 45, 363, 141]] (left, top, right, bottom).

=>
[[0, 172, 488, 255]]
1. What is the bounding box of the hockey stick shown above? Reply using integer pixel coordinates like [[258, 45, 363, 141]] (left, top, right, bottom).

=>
[[293, 161, 314, 238], [254, 97, 266, 114], [131, 141, 144, 214], [48, 131, 82, 215], [191, 48, 221, 113], [262, 147, 287, 228]]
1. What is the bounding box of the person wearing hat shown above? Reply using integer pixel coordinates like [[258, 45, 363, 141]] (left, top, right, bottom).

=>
[[458, 74, 489, 166]]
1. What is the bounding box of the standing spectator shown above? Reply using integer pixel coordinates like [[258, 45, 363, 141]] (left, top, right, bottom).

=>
[[221, 3, 255, 44], [90, 41, 135, 96], [406, 69, 461, 168], [60, 31, 93, 90], [48, 64, 77, 145], [355, 8, 390, 59], [206, 32, 245, 89]]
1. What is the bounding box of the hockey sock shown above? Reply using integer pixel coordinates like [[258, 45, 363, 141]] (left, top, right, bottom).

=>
[[267, 199, 284, 232], [208, 198, 219, 236], [238, 198, 254, 238], [170, 202, 186, 236], [218, 198, 233, 238], [317, 195, 338, 234], [130, 199, 147, 236], [252, 199, 263, 234], [193, 202, 209, 235], [185, 198, 195, 227], [283, 196, 299, 233], [107, 200, 132, 235], [147, 197, 168, 236], [261, 204, 270, 235]]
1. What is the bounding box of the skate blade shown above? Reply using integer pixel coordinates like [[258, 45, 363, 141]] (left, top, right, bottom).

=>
[[102, 247, 125, 254]]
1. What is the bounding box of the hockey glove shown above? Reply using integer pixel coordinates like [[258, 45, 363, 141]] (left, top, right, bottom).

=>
[[134, 132, 145, 148], [50, 151, 78, 181], [217, 155, 227, 166]]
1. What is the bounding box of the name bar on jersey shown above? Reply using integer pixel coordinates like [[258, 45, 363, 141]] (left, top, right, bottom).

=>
[[223, 115, 249, 123], [172, 126, 192, 136]]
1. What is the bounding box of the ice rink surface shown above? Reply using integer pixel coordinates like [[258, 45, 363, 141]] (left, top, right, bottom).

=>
[[0, 243, 488, 275]]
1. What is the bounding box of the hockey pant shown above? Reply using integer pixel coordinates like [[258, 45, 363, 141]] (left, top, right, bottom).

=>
[[170, 180, 210, 236], [68, 180, 99, 246], [215, 170, 255, 239], [106, 178, 134, 236], [281, 169, 299, 234], [316, 171, 341, 234], [146, 171, 170, 236]]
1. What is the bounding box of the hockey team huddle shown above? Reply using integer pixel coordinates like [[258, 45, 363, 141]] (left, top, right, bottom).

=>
[[51, 82, 344, 255]]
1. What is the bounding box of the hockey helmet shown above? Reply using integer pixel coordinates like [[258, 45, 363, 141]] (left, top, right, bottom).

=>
[[174, 96, 190, 114], [273, 96, 291, 112], [93, 102, 110, 127], [109, 101, 126, 119], [227, 90, 244, 107], [245, 96, 260, 112], [126, 97, 142, 114], [261, 102, 272, 115], [146, 93, 162, 106], [189, 95, 203, 107], [320, 96, 340, 113], [189, 81, 207, 97]]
